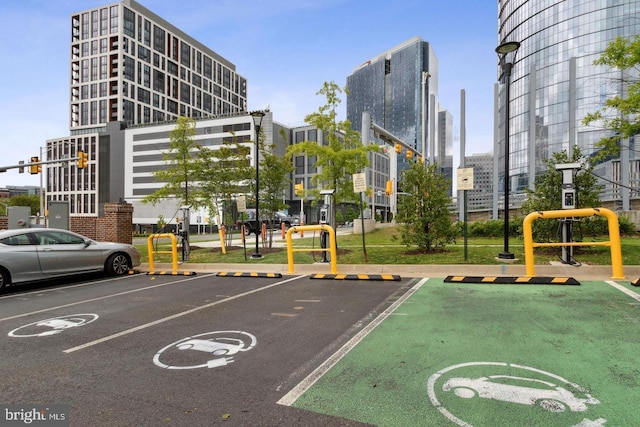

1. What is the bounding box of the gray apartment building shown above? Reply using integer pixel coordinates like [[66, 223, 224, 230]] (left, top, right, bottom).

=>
[[47, 0, 247, 216]]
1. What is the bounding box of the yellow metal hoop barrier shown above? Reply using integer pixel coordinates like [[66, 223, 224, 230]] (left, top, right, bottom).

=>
[[523, 207, 624, 280], [147, 233, 179, 273], [286, 224, 337, 274]]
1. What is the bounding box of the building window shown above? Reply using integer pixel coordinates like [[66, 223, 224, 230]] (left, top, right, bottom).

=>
[[123, 55, 135, 81], [109, 6, 118, 34], [138, 88, 150, 104], [295, 156, 304, 174], [204, 56, 212, 79], [167, 61, 178, 77], [123, 7, 135, 38], [180, 42, 191, 67], [180, 82, 190, 103], [153, 25, 165, 54], [138, 45, 150, 63], [307, 155, 317, 174], [153, 70, 165, 93]]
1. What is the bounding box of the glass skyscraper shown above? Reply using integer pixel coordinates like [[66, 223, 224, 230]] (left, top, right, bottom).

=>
[[347, 37, 453, 205], [496, 0, 640, 210]]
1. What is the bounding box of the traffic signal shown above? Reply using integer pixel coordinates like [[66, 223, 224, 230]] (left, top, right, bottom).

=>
[[395, 143, 402, 153], [77, 150, 88, 169], [385, 180, 393, 196], [294, 182, 304, 196], [29, 157, 39, 175], [406, 150, 413, 159]]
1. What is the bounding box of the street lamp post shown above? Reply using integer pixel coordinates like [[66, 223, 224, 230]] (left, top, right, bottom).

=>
[[250, 110, 266, 259], [495, 40, 520, 260]]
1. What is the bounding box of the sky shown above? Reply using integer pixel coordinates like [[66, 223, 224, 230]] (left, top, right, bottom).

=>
[[0, 0, 498, 188]]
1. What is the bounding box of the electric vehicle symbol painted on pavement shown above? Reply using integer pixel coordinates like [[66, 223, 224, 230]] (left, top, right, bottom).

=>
[[8, 314, 99, 337], [443, 375, 600, 412], [154, 331, 257, 370], [176, 337, 246, 356]]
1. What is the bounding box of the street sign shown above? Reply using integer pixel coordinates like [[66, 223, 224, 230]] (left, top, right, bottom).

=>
[[457, 167, 474, 191], [237, 195, 247, 212], [353, 173, 367, 193]]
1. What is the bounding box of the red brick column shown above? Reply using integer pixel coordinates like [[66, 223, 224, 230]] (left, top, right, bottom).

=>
[[96, 202, 134, 244]]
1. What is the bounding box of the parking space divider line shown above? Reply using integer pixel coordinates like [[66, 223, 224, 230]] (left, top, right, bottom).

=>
[[277, 277, 427, 407], [63, 275, 307, 354], [605, 280, 640, 303], [0, 274, 213, 323]]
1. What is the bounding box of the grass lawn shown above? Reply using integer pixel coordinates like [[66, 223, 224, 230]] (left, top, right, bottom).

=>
[[136, 225, 640, 266]]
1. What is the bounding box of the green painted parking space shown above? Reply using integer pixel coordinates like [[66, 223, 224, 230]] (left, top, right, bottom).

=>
[[284, 278, 640, 426]]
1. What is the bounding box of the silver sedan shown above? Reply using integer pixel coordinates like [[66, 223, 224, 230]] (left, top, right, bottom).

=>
[[0, 228, 141, 290]]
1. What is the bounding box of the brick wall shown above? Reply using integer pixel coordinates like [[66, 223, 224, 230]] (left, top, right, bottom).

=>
[[0, 202, 134, 244], [96, 202, 134, 244]]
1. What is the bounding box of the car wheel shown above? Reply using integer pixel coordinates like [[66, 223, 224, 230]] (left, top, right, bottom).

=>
[[105, 253, 131, 276], [0, 268, 9, 291]]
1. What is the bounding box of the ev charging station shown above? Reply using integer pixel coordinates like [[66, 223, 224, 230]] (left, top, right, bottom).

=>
[[319, 189, 335, 263], [179, 206, 190, 262], [555, 163, 581, 264]]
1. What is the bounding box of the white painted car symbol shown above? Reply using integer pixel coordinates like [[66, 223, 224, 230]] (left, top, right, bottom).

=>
[[36, 318, 87, 330], [442, 375, 600, 412], [176, 338, 245, 356]]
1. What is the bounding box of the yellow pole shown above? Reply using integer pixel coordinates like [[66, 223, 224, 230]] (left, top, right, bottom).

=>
[[522, 208, 624, 279]]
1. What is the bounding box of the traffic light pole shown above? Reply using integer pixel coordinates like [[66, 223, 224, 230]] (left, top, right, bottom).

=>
[[0, 157, 81, 173]]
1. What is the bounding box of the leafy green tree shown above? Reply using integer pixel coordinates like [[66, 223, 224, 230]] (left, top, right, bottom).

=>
[[287, 82, 377, 227], [583, 35, 640, 160], [260, 128, 294, 247], [142, 117, 200, 208], [520, 147, 602, 241], [196, 133, 252, 244], [7, 194, 40, 215], [396, 161, 457, 250]]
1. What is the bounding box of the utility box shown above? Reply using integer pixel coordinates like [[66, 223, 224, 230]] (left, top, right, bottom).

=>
[[8, 206, 31, 229], [48, 201, 70, 230]]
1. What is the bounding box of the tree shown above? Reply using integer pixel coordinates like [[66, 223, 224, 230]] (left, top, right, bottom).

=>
[[287, 82, 377, 227], [520, 147, 603, 241], [395, 161, 457, 251], [583, 35, 640, 160], [6, 194, 40, 215], [142, 117, 200, 208], [196, 133, 253, 243], [260, 128, 294, 247]]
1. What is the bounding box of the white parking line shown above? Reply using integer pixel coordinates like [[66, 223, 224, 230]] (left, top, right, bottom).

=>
[[64, 275, 307, 354], [0, 274, 213, 323], [0, 274, 134, 300], [605, 280, 640, 302], [277, 277, 427, 406]]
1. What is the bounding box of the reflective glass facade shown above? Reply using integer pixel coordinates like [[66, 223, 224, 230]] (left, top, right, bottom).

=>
[[347, 37, 454, 203], [347, 37, 439, 165], [497, 0, 640, 202]]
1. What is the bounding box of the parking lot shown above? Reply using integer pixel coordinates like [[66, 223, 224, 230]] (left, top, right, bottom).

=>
[[0, 272, 409, 426], [1, 272, 639, 426]]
